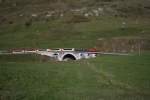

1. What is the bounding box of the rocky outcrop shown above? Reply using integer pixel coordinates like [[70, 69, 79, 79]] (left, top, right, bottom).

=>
[[96, 37, 150, 52]]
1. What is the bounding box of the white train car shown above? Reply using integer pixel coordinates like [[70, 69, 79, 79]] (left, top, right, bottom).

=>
[[36, 48, 97, 61]]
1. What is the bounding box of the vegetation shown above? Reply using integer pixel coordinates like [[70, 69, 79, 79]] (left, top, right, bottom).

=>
[[0, 16, 150, 49], [0, 0, 150, 100], [0, 0, 149, 49], [0, 53, 150, 100]]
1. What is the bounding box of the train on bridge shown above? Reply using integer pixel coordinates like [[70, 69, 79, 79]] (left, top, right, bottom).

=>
[[0, 48, 98, 61]]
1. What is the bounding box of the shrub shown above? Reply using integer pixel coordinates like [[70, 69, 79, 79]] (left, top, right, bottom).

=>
[[65, 14, 90, 23], [25, 19, 32, 27]]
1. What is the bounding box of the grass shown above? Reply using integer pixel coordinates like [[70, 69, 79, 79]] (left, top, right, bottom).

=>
[[0, 1, 150, 100], [0, 53, 150, 100], [0, 16, 150, 49]]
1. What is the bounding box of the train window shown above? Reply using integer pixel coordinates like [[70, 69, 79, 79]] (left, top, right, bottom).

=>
[[63, 48, 73, 50]]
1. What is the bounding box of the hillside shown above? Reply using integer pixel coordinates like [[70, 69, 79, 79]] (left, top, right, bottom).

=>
[[0, 0, 150, 49], [0, 0, 150, 17]]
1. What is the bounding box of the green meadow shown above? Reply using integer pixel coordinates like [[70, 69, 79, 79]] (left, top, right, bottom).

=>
[[0, 53, 150, 100]]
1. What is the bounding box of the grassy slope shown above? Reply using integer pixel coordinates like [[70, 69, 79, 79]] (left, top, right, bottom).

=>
[[0, 0, 150, 48], [0, 53, 150, 100], [0, 16, 150, 49]]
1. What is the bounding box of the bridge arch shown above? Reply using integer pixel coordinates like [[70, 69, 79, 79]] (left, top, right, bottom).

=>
[[62, 54, 76, 61]]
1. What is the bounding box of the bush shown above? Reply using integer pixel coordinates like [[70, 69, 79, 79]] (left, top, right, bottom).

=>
[[25, 19, 32, 27], [64, 14, 90, 23]]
